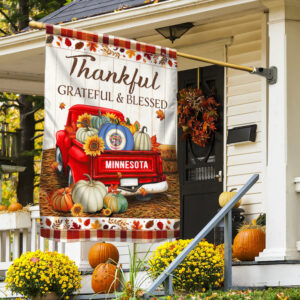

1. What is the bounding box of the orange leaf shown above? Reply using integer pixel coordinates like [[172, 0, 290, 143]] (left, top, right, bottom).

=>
[[50, 162, 59, 171], [117, 172, 122, 179], [156, 109, 165, 121], [108, 184, 119, 193], [139, 188, 147, 197], [59, 102, 66, 110]]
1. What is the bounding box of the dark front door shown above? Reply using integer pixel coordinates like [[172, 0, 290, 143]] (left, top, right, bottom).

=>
[[178, 65, 224, 241]]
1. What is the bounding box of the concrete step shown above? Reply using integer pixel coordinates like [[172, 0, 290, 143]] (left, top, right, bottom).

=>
[[233, 260, 300, 287]]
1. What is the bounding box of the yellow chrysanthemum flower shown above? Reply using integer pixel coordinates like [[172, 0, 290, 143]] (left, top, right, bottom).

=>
[[83, 135, 105, 157], [77, 113, 92, 128], [71, 203, 83, 217]]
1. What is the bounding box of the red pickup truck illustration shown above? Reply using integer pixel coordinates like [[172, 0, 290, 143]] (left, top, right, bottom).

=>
[[56, 104, 168, 196]]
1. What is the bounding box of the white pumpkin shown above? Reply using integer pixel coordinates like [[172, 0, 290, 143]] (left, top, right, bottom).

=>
[[133, 126, 152, 151], [72, 174, 107, 213], [76, 126, 98, 144]]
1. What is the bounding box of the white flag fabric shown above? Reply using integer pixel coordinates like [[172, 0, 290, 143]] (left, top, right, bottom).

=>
[[40, 25, 179, 242]]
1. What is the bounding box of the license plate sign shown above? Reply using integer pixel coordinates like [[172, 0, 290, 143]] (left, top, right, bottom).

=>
[[120, 178, 138, 187]]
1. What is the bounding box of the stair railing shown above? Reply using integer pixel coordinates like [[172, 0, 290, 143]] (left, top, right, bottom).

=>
[[146, 174, 259, 296]]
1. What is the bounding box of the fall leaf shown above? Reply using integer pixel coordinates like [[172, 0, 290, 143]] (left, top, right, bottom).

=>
[[59, 102, 66, 110], [131, 220, 142, 230], [65, 122, 77, 139], [91, 220, 102, 229], [151, 135, 161, 152], [87, 42, 98, 52], [50, 161, 59, 172], [117, 172, 122, 179], [65, 38, 72, 47], [75, 42, 84, 49], [126, 49, 136, 58], [156, 109, 165, 121], [139, 188, 147, 197], [108, 184, 119, 193]]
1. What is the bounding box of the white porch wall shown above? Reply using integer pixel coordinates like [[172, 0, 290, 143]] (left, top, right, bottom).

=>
[[139, 12, 266, 220]]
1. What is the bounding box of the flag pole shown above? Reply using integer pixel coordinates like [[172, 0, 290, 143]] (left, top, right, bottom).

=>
[[29, 21, 277, 84]]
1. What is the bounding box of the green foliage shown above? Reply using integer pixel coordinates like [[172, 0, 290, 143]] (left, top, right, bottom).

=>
[[172, 287, 300, 299], [116, 244, 151, 299]]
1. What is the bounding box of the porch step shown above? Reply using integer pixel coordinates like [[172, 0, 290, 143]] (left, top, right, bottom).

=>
[[0, 270, 154, 298], [233, 260, 300, 287]]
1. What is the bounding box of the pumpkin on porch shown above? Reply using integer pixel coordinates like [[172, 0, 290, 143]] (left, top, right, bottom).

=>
[[233, 225, 265, 261], [88, 242, 119, 268], [8, 202, 23, 212], [91, 263, 119, 293], [0, 204, 7, 211], [218, 188, 242, 208]]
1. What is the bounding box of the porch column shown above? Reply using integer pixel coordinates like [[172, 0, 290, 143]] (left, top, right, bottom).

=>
[[257, 0, 300, 261]]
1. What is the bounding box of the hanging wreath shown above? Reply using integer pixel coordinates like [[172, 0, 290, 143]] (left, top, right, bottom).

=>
[[178, 88, 219, 147]]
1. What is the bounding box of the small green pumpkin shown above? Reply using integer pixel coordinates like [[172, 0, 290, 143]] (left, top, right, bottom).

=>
[[103, 193, 128, 213], [91, 110, 110, 130], [76, 123, 98, 144], [133, 126, 152, 151]]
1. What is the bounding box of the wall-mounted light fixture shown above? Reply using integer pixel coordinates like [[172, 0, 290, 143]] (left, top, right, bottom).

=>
[[155, 22, 194, 43]]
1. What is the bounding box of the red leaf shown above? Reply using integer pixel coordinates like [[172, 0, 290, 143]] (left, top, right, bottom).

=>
[[46, 218, 52, 227], [84, 219, 90, 226], [157, 221, 164, 230], [65, 38, 72, 47]]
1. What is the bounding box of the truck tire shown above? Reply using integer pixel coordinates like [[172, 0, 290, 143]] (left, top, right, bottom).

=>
[[55, 147, 63, 173], [68, 168, 74, 186]]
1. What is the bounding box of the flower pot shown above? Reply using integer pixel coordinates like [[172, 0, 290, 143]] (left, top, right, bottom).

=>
[[33, 292, 59, 300]]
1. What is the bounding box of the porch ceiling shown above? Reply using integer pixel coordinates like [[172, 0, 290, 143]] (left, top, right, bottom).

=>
[[0, 0, 266, 96]]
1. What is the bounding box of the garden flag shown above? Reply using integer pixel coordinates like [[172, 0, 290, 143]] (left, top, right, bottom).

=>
[[40, 24, 179, 242]]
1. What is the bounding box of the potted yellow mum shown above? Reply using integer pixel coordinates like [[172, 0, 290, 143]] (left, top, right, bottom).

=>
[[5, 250, 82, 299]]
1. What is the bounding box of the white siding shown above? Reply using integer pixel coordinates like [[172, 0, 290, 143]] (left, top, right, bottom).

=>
[[133, 11, 267, 248], [225, 13, 267, 219]]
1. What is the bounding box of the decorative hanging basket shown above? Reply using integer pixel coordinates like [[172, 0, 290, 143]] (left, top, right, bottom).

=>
[[178, 88, 219, 147]]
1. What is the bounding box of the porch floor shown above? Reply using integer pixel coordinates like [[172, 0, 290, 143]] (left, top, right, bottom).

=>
[[233, 260, 300, 287]]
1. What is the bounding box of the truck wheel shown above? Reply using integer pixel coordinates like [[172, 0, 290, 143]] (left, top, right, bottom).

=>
[[136, 194, 153, 201], [68, 168, 74, 186], [55, 147, 63, 173]]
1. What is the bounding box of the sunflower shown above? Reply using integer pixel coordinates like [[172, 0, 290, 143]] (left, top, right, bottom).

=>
[[104, 112, 120, 122], [77, 113, 91, 128], [71, 203, 83, 217], [83, 135, 105, 156]]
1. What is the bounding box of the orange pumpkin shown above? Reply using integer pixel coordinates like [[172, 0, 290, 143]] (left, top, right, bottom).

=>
[[8, 203, 23, 212], [233, 228, 265, 261], [92, 263, 119, 294], [51, 187, 73, 212], [88, 242, 119, 268], [0, 204, 7, 211]]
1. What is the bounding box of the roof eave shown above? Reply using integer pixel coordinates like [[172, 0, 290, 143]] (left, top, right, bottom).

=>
[[0, 0, 265, 56]]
